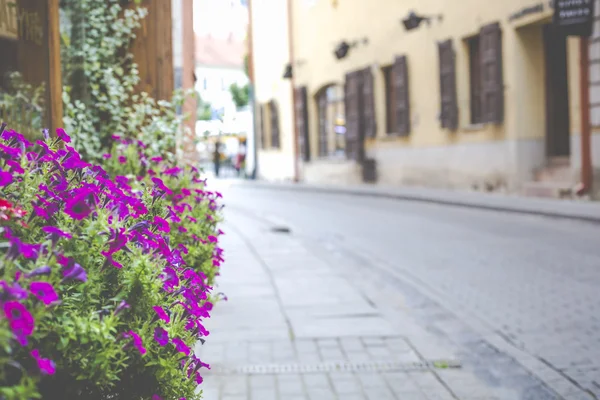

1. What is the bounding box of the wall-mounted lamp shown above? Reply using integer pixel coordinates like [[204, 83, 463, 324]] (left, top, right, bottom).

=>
[[401, 11, 443, 31], [283, 64, 293, 79], [333, 38, 369, 60]]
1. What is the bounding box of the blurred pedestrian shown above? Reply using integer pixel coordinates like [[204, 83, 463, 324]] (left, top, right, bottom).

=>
[[213, 140, 221, 178]]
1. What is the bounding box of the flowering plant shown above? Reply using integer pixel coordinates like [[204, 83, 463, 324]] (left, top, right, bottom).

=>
[[0, 127, 223, 400]]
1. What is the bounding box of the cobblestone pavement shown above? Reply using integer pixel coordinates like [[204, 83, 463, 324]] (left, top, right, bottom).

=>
[[196, 182, 600, 400], [195, 199, 580, 400]]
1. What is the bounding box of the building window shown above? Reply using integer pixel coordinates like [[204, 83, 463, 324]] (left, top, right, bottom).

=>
[[316, 84, 345, 157], [467, 22, 503, 125], [467, 35, 482, 124], [269, 100, 280, 149], [382, 65, 395, 134]]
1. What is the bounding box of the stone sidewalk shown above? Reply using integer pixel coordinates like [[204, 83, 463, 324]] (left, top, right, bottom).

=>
[[195, 209, 568, 400]]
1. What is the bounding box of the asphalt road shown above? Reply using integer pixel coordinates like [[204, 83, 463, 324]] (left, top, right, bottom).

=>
[[216, 182, 600, 398]]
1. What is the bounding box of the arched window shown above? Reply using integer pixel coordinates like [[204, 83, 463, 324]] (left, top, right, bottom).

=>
[[315, 84, 345, 157]]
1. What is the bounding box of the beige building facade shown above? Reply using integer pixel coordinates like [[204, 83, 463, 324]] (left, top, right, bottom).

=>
[[250, 0, 600, 196]]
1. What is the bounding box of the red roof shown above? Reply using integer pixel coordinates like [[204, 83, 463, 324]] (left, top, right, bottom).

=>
[[195, 35, 246, 68]]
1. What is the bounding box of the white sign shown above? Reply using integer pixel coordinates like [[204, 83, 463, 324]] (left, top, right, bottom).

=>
[[0, 0, 17, 40]]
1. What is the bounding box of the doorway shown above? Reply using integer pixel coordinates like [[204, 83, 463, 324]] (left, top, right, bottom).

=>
[[543, 24, 571, 159]]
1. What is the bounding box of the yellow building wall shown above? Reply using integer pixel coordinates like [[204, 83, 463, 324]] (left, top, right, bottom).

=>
[[289, 0, 583, 190], [249, 0, 296, 181]]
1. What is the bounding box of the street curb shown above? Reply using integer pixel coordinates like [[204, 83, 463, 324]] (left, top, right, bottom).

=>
[[231, 180, 600, 223]]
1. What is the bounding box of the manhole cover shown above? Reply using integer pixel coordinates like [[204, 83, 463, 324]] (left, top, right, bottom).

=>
[[208, 359, 461, 375], [270, 226, 291, 234]]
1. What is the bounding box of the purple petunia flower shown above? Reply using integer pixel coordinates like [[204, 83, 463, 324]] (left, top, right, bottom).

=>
[[151, 177, 172, 195], [0, 169, 13, 186], [3, 301, 35, 346], [114, 300, 130, 316], [101, 251, 123, 269], [208, 235, 218, 243], [163, 167, 182, 176], [64, 194, 92, 220], [42, 226, 72, 244], [178, 226, 187, 233], [152, 395, 162, 400], [154, 327, 169, 346], [6, 160, 24, 174], [118, 155, 127, 164], [125, 330, 146, 355], [62, 263, 87, 283], [30, 282, 60, 306], [0, 281, 28, 300], [150, 156, 162, 163], [102, 153, 111, 159], [171, 337, 191, 355], [31, 349, 56, 375], [56, 128, 71, 143], [25, 266, 52, 278], [153, 306, 170, 323], [161, 267, 180, 292]]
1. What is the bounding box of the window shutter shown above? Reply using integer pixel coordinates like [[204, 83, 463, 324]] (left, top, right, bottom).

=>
[[438, 39, 458, 130], [269, 100, 280, 148], [362, 67, 377, 138], [479, 22, 503, 124], [295, 87, 310, 161], [318, 91, 328, 157], [393, 55, 410, 136], [259, 104, 266, 149], [344, 72, 360, 160]]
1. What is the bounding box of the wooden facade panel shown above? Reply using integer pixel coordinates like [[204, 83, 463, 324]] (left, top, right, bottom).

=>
[[129, 0, 174, 101], [0, 0, 62, 133], [438, 39, 458, 131]]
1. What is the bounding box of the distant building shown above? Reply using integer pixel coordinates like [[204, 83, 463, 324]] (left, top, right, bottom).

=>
[[249, 0, 600, 198], [195, 34, 248, 116]]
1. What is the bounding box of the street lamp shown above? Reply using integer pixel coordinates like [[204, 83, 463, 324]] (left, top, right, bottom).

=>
[[401, 11, 442, 31], [283, 63, 293, 79], [333, 38, 368, 60]]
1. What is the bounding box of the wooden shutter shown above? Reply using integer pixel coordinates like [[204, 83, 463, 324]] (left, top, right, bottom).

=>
[[295, 87, 310, 161], [344, 72, 360, 160], [269, 100, 280, 148], [258, 104, 266, 149], [317, 91, 328, 157], [479, 22, 503, 124], [438, 39, 458, 130], [362, 67, 377, 138], [393, 55, 410, 136]]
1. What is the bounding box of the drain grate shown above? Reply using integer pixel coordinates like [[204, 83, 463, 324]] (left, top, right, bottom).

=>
[[209, 359, 461, 375]]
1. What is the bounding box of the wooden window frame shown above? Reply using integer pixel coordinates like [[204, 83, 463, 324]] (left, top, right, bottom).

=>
[[438, 39, 458, 130], [467, 35, 483, 125], [317, 90, 328, 157], [269, 100, 280, 149], [382, 65, 396, 135]]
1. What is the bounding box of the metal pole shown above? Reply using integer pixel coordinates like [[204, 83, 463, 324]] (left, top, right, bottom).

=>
[[287, 0, 299, 182], [580, 37, 593, 193]]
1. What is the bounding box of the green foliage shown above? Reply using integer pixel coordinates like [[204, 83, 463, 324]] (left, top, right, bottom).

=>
[[229, 83, 249, 109], [196, 93, 212, 121], [0, 72, 45, 139], [59, 0, 190, 162], [0, 131, 223, 400]]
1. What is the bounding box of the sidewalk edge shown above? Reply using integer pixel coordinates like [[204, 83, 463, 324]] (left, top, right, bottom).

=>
[[233, 181, 600, 223]]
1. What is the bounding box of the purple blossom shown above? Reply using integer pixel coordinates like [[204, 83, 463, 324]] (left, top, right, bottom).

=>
[[6, 160, 24, 174], [0, 281, 28, 300], [30, 282, 60, 306], [114, 300, 130, 315], [62, 263, 87, 283], [153, 306, 170, 323], [42, 226, 72, 244], [31, 349, 56, 375], [3, 301, 35, 346], [162, 267, 180, 291], [56, 128, 71, 143], [64, 193, 93, 220], [125, 330, 146, 355], [151, 156, 162, 163], [25, 266, 52, 278], [118, 155, 127, 164], [0, 169, 13, 186], [171, 337, 191, 355], [102, 153, 111, 159], [154, 327, 169, 346], [208, 235, 218, 244]]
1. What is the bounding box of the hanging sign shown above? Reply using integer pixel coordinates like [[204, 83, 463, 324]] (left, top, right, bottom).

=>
[[553, 0, 595, 36]]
